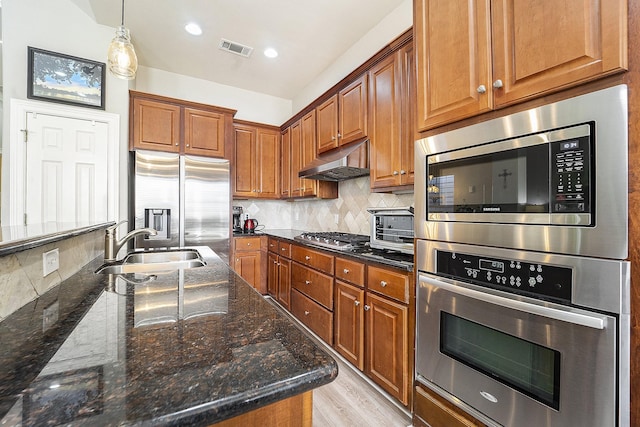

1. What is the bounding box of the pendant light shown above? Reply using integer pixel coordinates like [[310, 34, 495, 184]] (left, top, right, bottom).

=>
[[107, 0, 138, 80]]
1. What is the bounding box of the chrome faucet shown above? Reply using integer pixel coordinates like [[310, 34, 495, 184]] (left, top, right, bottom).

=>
[[104, 220, 157, 262]]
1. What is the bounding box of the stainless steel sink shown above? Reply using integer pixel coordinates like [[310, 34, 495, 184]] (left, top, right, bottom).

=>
[[96, 249, 206, 274]]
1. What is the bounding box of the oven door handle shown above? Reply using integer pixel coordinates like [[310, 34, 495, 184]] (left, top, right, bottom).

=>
[[419, 273, 607, 330]]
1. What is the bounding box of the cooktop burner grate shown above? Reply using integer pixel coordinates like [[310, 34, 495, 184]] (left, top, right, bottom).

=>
[[294, 232, 370, 250]]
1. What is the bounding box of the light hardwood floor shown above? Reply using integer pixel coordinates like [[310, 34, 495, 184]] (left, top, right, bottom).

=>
[[266, 297, 412, 427]]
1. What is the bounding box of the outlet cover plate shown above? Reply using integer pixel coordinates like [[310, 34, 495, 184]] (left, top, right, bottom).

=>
[[43, 248, 59, 277]]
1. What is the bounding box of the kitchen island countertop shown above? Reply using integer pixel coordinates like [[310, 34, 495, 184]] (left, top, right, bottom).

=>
[[0, 247, 337, 426]]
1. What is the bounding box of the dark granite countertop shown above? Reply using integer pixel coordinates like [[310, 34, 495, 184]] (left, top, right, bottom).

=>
[[263, 229, 414, 271], [0, 247, 337, 426]]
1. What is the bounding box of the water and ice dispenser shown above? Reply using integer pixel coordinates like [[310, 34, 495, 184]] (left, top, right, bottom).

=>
[[144, 208, 171, 240]]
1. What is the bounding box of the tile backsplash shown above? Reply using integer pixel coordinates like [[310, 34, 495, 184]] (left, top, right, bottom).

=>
[[235, 176, 414, 234]]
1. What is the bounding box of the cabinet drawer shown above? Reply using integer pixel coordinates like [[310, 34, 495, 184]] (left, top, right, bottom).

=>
[[234, 237, 262, 252], [291, 289, 333, 345], [335, 257, 365, 287], [292, 245, 334, 274], [414, 384, 486, 427], [292, 263, 334, 310], [268, 237, 279, 253], [278, 241, 292, 258], [367, 265, 409, 303]]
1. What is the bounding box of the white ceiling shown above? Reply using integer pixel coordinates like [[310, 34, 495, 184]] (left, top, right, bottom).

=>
[[75, 0, 407, 100]]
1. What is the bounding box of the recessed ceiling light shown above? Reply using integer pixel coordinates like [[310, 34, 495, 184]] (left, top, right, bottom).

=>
[[185, 22, 202, 36], [264, 48, 278, 58]]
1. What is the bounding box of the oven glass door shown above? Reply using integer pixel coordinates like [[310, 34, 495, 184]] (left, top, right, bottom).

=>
[[416, 272, 617, 427], [441, 312, 560, 409]]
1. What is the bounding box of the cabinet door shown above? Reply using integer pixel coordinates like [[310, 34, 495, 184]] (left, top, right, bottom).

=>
[[369, 52, 403, 189], [290, 121, 302, 197], [491, 0, 628, 108], [278, 258, 291, 310], [233, 124, 256, 197], [184, 108, 226, 157], [334, 281, 364, 370], [339, 74, 368, 146], [365, 292, 409, 405], [131, 98, 180, 152], [414, 0, 492, 131], [280, 127, 291, 198], [256, 127, 279, 197], [234, 251, 261, 289], [267, 252, 279, 297], [399, 41, 415, 186], [316, 95, 339, 154], [300, 110, 317, 197]]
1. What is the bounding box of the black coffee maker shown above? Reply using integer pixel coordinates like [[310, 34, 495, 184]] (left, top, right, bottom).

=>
[[232, 206, 243, 233]]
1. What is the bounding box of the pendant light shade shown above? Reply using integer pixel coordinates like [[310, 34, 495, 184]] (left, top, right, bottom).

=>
[[108, 0, 138, 80]]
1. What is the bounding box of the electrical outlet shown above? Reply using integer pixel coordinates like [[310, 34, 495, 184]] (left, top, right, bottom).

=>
[[43, 248, 60, 277], [334, 214, 339, 224]]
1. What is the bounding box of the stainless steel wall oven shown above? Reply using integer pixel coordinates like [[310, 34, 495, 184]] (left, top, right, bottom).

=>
[[414, 86, 630, 427]]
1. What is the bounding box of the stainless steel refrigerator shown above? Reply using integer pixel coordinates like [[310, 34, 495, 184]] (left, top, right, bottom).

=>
[[130, 150, 230, 264]]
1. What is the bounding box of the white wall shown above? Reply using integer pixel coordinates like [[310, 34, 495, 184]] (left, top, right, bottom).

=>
[[135, 66, 292, 125], [292, 0, 413, 114], [2, 0, 131, 222]]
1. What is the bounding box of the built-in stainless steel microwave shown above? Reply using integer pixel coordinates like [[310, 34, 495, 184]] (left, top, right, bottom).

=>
[[415, 85, 628, 259]]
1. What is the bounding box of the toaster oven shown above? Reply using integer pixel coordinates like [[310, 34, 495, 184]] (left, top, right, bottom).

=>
[[367, 207, 414, 254]]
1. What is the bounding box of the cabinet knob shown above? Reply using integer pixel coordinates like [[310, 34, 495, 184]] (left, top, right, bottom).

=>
[[304, 310, 310, 316], [186, 144, 190, 147], [331, 136, 336, 141], [305, 255, 311, 260], [343, 268, 350, 274], [393, 170, 399, 176], [364, 305, 371, 311], [247, 243, 251, 246], [400, 170, 406, 175], [354, 300, 360, 306], [337, 133, 342, 138], [380, 280, 387, 287], [175, 143, 179, 146], [493, 79, 504, 89], [477, 85, 487, 94], [305, 280, 311, 285]]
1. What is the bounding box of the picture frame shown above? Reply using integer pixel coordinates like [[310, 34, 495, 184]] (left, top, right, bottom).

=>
[[27, 47, 106, 110]]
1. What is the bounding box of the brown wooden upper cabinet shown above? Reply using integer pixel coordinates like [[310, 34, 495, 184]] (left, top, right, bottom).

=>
[[316, 74, 368, 154], [414, 0, 628, 131], [130, 91, 235, 158], [233, 121, 280, 199], [369, 42, 414, 190]]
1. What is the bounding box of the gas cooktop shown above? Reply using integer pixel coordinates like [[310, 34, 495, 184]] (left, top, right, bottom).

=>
[[294, 232, 370, 251]]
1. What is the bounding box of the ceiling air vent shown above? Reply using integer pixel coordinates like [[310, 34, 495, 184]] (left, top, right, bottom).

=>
[[219, 39, 253, 57]]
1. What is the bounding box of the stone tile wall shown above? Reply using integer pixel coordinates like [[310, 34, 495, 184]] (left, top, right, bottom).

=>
[[0, 230, 104, 320], [234, 176, 414, 234]]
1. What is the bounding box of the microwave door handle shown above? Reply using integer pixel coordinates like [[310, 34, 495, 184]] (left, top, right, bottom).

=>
[[419, 273, 607, 330]]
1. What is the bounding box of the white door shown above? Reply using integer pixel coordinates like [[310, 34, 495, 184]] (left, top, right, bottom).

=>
[[25, 113, 108, 224]]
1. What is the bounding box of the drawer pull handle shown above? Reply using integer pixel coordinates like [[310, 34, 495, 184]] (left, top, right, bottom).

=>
[[305, 256, 311, 260], [354, 300, 360, 306], [247, 243, 251, 246], [304, 310, 310, 316], [305, 280, 311, 285], [343, 268, 350, 274], [364, 305, 370, 311], [281, 247, 287, 251], [380, 280, 387, 287]]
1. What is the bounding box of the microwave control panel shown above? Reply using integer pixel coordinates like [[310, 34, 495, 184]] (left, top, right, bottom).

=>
[[436, 250, 572, 304], [551, 134, 591, 215]]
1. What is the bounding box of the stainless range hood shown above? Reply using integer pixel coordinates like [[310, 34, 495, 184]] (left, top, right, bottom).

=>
[[298, 140, 369, 181]]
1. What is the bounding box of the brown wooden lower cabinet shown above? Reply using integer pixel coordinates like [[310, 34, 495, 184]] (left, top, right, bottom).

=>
[[334, 280, 365, 370], [413, 384, 487, 427], [291, 289, 333, 344], [211, 390, 312, 427], [233, 236, 267, 294], [365, 291, 409, 405]]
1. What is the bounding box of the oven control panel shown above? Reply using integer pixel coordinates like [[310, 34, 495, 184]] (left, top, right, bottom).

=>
[[436, 250, 572, 303]]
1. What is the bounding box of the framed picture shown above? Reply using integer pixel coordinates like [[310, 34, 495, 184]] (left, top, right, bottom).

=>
[[27, 47, 106, 110]]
